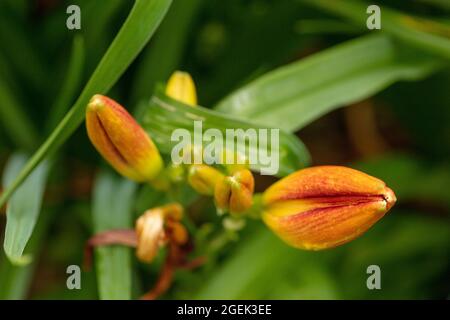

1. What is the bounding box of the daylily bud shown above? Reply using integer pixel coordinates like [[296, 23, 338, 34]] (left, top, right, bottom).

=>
[[135, 203, 184, 263], [86, 94, 163, 182], [188, 164, 225, 196], [214, 169, 255, 214], [166, 71, 197, 106], [262, 166, 396, 250]]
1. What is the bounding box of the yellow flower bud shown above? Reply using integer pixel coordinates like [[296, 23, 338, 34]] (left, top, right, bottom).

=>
[[188, 164, 225, 196], [86, 95, 163, 182], [214, 169, 255, 214], [262, 166, 397, 250], [165, 71, 197, 106]]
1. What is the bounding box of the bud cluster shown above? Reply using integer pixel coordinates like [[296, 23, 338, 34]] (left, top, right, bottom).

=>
[[85, 71, 397, 299]]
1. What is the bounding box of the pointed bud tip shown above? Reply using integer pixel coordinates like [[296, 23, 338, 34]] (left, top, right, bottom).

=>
[[383, 187, 396, 211], [87, 94, 108, 112], [166, 70, 197, 106]]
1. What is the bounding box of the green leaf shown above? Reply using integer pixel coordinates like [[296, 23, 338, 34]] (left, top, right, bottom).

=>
[[140, 88, 310, 176], [0, 73, 39, 149], [216, 34, 442, 132], [92, 170, 136, 300], [82, 0, 126, 71], [0, 209, 52, 299], [417, 0, 450, 10], [46, 35, 85, 133], [2, 153, 49, 265], [194, 225, 337, 299], [130, 0, 204, 105], [301, 0, 450, 59], [0, 0, 173, 209]]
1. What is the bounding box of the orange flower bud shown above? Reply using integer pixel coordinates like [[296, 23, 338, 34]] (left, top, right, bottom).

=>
[[262, 166, 396, 250], [165, 71, 197, 106], [188, 164, 225, 196], [86, 94, 163, 182], [214, 169, 255, 214], [135, 203, 185, 263]]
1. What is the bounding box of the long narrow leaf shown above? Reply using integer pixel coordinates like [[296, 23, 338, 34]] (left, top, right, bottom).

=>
[[0, 74, 39, 149], [92, 170, 136, 300], [0, 209, 52, 299], [2, 153, 48, 265], [417, 0, 450, 10], [130, 0, 204, 105], [301, 0, 450, 59], [46, 35, 85, 132], [216, 34, 442, 132], [0, 0, 173, 208], [140, 88, 310, 176]]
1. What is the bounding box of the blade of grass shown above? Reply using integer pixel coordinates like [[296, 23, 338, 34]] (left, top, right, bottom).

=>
[[417, 0, 450, 10], [216, 34, 442, 132], [140, 88, 310, 176], [46, 35, 85, 133], [0, 209, 52, 299], [2, 153, 48, 265], [0, 0, 173, 209], [82, 0, 127, 72], [301, 0, 450, 59], [92, 170, 136, 300], [0, 73, 39, 149], [130, 0, 204, 105]]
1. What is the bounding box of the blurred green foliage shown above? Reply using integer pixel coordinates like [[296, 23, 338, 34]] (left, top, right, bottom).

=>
[[0, 0, 449, 300]]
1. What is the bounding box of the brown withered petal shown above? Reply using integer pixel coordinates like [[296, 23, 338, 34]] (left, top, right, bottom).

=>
[[135, 203, 184, 263], [262, 166, 396, 250], [135, 209, 166, 263], [86, 94, 163, 182], [166, 220, 189, 245]]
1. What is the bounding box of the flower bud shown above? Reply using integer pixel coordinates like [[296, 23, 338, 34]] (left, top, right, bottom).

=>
[[214, 169, 255, 214], [165, 71, 197, 106], [86, 94, 163, 182], [188, 164, 225, 196], [262, 166, 396, 250], [135, 203, 184, 263]]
